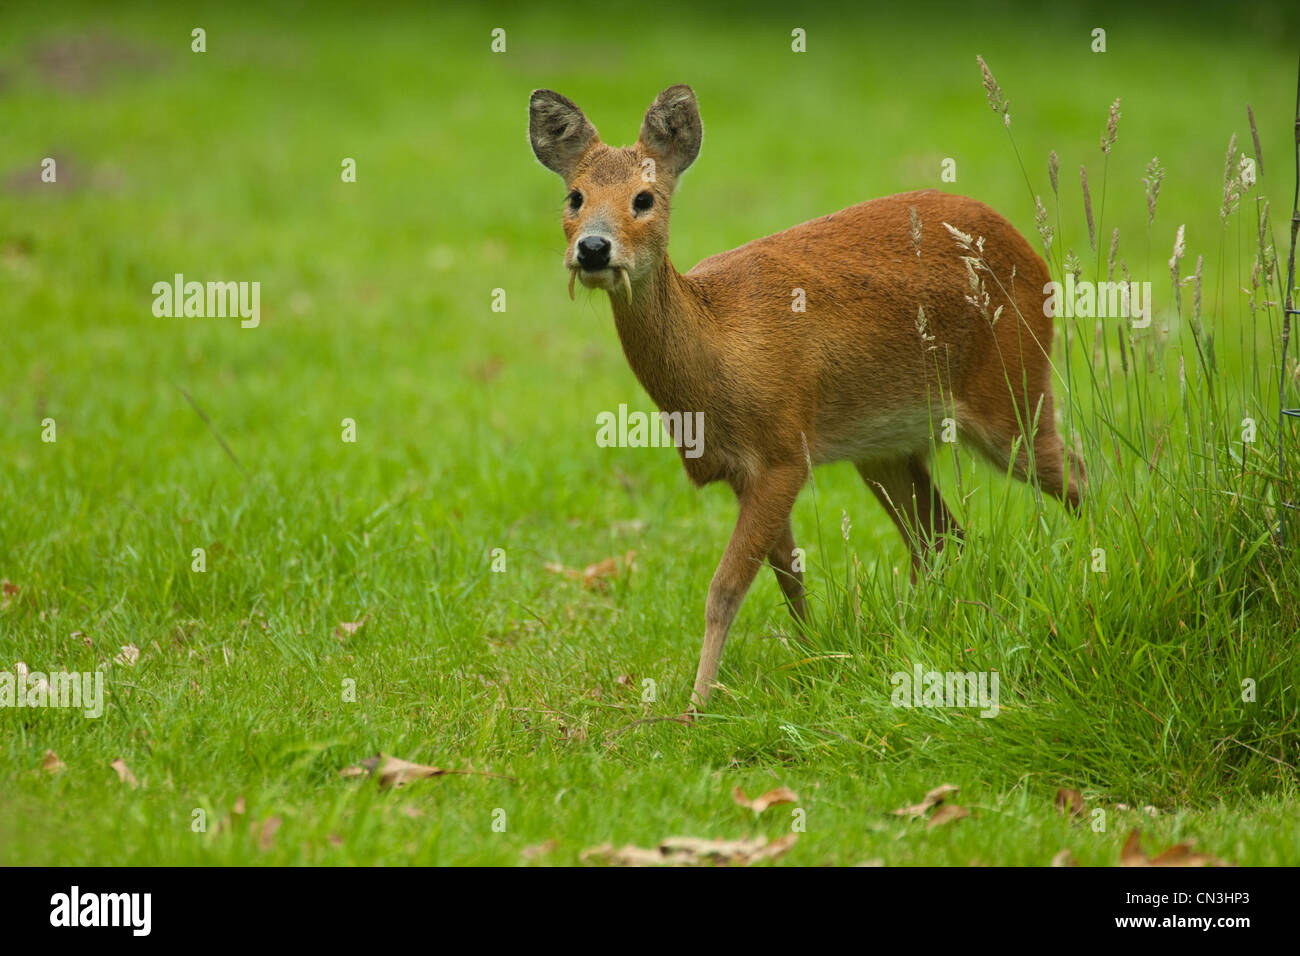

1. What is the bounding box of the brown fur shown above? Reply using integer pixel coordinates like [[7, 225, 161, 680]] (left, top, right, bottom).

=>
[[529, 86, 1084, 714]]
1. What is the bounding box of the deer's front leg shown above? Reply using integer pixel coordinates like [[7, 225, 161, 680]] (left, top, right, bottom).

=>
[[689, 463, 807, 713]]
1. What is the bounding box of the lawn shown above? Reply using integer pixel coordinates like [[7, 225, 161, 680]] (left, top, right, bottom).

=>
[[1, 0, 1298, 866]]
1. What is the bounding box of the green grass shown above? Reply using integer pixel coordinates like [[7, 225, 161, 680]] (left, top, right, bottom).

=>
[[1, 0, 1298, 865]]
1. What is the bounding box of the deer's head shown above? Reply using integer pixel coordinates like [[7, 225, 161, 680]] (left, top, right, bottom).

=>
[[529, 85, 702, 297]]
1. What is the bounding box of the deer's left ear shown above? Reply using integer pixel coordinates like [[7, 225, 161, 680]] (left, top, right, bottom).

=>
[[637, 85, 702, 179]]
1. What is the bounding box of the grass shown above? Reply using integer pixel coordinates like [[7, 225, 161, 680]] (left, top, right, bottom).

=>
[[1, 0, 1298, 866]]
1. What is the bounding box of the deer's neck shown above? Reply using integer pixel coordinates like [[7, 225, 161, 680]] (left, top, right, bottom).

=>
[[608, 256, 715, 414]]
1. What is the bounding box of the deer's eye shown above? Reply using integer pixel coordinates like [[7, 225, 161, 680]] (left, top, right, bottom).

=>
[[633, 191, 655, 213], [567, 190, 583, 212]]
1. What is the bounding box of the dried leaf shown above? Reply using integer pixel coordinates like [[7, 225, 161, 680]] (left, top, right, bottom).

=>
[[582, 834, 797, 867], [1055, 788, 1086, 818], [521, 840, 558, 860], [0, 580, 18, 610], [1051, 849, 1079, 867], [255, 816, 281, 851], [114, 644, 139, 667], [1119, 829, 1230, 867], [927, 804, 969, 829], [891, 783, 959, 818], [544, 551, 637, 592], [339, 752, 512, 789], [334, 615, 370, 640], [110, 758, 139, 788], [41, 750, 65, 775], [733, 785, 799, 813]]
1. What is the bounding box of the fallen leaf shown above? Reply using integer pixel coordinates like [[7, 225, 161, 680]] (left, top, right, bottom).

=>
[[1055, 788, 1086, 818], [232, 795, 246, 816], [115, 644, 139, 667], [891, 783, 959, 818], [1119, 829, 1230, 867], [1050, 849, 1078, 867], [733, 785, 799, 813], [334, 615, 370, 640], [927, 804, 969, 829], [471, 356, 504, 383], [0, 579, 17, 610], [110, 758, 138, 788], [255, 816, 281, 851], [41, 750, 65, 774], [521, 840, 558, 860], [340, 752, 513, 789], [581, 834, 797, 867], [544, 551, 637, 592], [327, 833, 344, 848]]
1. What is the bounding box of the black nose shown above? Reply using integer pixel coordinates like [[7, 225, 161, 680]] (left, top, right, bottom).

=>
[[576, 235, 611, 270]]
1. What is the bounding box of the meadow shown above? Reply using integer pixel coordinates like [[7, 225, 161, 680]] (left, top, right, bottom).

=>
[[1, 0, 1298, 865]]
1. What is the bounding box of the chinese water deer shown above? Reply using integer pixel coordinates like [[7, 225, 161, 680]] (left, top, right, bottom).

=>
[[528, 85, 1084, 715]]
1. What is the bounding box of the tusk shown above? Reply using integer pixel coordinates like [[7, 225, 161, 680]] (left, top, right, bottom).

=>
[[619, 267, 632, 300], [568, 268, 576, 301]]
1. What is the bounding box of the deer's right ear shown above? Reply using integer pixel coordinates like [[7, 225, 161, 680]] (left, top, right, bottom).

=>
[[529, 90, 599, 181]]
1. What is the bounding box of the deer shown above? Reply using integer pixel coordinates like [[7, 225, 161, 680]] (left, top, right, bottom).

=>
[[528, 85, 1084, 717]]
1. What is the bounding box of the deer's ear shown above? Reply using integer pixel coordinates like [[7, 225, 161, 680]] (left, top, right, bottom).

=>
[[529, 90, 599, 181], [637, 85, 702, 178]]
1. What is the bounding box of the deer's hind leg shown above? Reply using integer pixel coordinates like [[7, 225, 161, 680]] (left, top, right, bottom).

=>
[[855, 455, 962, 580], [766, 517, 807, 624]]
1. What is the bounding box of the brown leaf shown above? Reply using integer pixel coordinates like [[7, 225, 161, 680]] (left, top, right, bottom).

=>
[[1, 580, 18, 610], [733, 785, 799, 813], [1055, 788, 1086, 818], [544, 551, 637, 592], [1051, 849, 1079, 867], [255, 816, 281, 851], [327, 833, 344, 848], [1119, 829, 1230, 867], [232, 795, 246, 816], [581, 834, 797, 867], [114, 644, 139, 667], [340, 752, 512, 789], [521, 840, 558, 860], [927, 804, 969, 829], [471, 357, 504, 383], [110, 758, 138, 788], [334, 615, 370, 640], [891, 783, 959, 818], [41, 750, 65, 775]]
